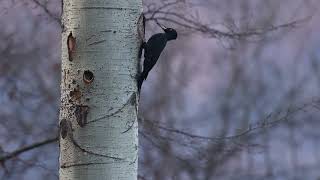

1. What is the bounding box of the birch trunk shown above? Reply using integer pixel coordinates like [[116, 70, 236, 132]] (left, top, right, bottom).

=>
[[59, 0, 142, 179]]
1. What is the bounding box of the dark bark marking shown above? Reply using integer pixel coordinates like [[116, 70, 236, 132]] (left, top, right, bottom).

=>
[[83, 70, 94, 84], [70, 137, 123, 160], [88, 40, 106, 46], [61, 162, 114, 168], [69, 88, 81, 102], [60, 119, 72, 139], [75, 105, 89, 127], [87, 93, 135, 124], [121, 119, 135, 134], [67, 32, 76, 61]]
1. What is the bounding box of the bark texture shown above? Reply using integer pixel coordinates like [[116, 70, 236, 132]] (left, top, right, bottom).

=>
[[59, 0, 142, 179]]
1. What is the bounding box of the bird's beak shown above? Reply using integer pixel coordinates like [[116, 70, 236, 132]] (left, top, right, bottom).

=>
[[155, 19, 166, 30], [160, 24, 167, 30]]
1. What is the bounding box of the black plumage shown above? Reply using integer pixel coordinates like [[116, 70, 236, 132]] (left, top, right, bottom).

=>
[[138, 28, 177, 91]]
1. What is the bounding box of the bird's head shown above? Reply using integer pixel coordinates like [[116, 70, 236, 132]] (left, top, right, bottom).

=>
[[161, 27, 178, 41]]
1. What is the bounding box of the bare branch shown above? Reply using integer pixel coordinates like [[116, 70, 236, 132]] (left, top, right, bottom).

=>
[[0, 136, 58, 163], [141, 100, 317, 142], [144, 1, 312, 40], [30, 0, 61, 24]]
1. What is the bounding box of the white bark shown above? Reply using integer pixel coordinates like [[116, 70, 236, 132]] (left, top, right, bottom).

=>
[[59, 0, 142, 179]]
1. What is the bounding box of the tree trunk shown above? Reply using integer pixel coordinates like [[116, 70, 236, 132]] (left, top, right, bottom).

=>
[[59, 0, 142, 179]]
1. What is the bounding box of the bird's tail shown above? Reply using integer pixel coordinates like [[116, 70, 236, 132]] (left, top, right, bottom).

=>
[[137, 75, 143, 92], [137, 71, 149, 92]]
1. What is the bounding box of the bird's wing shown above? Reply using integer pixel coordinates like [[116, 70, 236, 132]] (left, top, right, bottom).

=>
[[142, 33, 167, 80], [145, 33, 167, 60]]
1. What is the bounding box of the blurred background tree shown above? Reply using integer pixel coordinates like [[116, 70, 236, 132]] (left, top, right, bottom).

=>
[[0, 0, 320, 179]]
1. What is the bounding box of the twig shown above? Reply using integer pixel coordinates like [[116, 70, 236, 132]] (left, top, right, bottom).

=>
[[145, 2, 312, 40], [0, 136, 58, 163], [31, 0, 61, 24], [142, 101, 314, 142]]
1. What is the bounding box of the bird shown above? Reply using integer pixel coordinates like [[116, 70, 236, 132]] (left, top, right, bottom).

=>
[[138, 26, 178, 91]]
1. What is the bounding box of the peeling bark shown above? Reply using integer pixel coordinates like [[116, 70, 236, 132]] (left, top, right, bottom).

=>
[[59, 0, 142, 179]]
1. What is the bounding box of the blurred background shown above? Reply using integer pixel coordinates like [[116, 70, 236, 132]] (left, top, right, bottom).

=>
[[1, 0, 320, 179]]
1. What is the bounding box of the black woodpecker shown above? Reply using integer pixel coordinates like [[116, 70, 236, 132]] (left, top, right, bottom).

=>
[[138, 27, 178, 91]]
